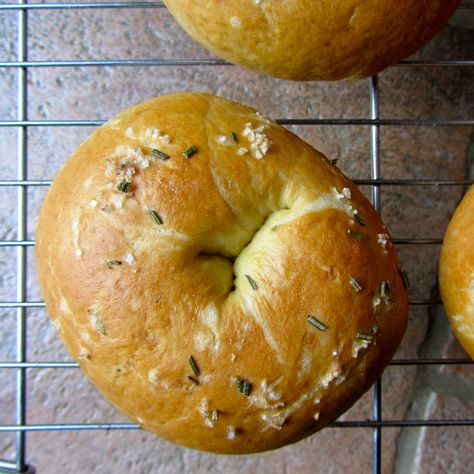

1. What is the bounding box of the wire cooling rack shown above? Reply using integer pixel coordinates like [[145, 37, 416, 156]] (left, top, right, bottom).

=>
[[0, 1, 473, 473]]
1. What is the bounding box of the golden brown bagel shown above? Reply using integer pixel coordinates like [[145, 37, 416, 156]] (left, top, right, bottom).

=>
[[440, 185, 474, 360], [163, 0, 460, 81], [35, 92, 408, 453]]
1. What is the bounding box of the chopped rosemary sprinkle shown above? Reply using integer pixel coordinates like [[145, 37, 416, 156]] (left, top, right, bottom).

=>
[[183, 144, 197, 158], [354, 212, 366, 226], [236, 377, 251, 396], [148, 210, 163, 225], [271, 225, 279, 231], [106, 260, 122, 269], [117, 179, 131, 193], [380, 280, 390, 297], [151, 148, 170, 161], [307, 315, 327, 331], [398, 266, 410, 289], [357, 331, 375, 341], [245, 274, 258, 290], [349, 277, 363, 292], [330, 158, 338, 166], [188, 375, 199, 386], [348, 229, 362, 241], [188, 355, 200, 377], [232, 132, 238, 144]]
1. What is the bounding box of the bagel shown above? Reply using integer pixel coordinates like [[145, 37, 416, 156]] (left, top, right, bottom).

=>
[[440, 185, 474, 360], [163, 0, 460, 81], [35, 92, 408, 453]]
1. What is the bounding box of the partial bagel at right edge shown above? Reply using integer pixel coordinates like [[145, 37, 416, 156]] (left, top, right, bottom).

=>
[[439, 185, 474, 360]]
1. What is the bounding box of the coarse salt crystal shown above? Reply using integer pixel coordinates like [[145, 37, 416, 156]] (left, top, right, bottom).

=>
[[216, 135, 231, 145], [377, 234, 389, 248], [227, 426, 237, 440], [158, 134, 170, 145]]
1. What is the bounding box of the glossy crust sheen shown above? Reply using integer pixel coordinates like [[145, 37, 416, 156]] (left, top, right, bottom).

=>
[[440, 186, 474, 360], [36, 93, 408, 453], [163, 0, 460, 81]]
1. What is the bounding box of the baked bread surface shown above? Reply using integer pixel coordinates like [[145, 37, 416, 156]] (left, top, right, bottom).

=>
[[36, 92, 408, 453], [163, 0, 460, 81], [440, 185, 474, 360]]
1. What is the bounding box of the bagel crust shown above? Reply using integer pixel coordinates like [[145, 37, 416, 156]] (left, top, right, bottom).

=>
[[163, 0, 460, 81], [36, 92, 408, 453], [440, 186, 474, 360]]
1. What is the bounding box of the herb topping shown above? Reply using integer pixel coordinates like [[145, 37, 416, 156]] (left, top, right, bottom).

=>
[[354, 212, 366, 226], [380, 280, 390, 297], [183, 145, 197, 158], [188, 355, 200, 377], [151, 148, 170, 161], [348, 229, 362, 241], [357, 332, 375, 341], [148, 210, 163, 225], [117, 179, 131, 193], [236, 377, 252, 396], [307, 315, 328, 331], [349, 277, 363, 292], [245, 274, 258, 290]]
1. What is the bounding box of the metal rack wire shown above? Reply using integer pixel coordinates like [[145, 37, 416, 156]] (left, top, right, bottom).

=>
[[0, 1, 473, 473]]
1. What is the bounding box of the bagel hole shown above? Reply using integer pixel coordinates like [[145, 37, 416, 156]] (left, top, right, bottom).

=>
[[197, 252, 236, 265], [195, 207, 289, 296]]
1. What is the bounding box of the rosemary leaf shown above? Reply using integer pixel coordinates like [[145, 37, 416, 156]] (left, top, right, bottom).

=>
[[349, 277, 363, 292], [117, 179, 131, 193], [148, 210, 163, 225], [330, 158, 338, 166], [307, 315, 327, 331], [151, 148, 170, 161], [357, 331, 375, 342], [380, 280, 390, 298], [106, 260, 122, 269], [183, 144, 197, 158], [236, 377, 251, 396], [188, 375, 199, 386], [354, 212, 366, 226], [245, 274, 258, 290], [188, 355, 200, 377], [347, 229, 362, 241], [232, 132, 238, 144]]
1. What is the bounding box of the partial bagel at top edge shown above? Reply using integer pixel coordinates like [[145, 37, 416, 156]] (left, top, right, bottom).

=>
[[163, 0, 460, 81]]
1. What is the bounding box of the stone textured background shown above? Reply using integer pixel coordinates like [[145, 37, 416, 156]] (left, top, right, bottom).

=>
[[0, 1, 473, 473]]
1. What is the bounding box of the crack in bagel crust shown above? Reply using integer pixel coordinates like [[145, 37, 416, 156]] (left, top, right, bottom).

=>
[[35, 92, 408, 454]]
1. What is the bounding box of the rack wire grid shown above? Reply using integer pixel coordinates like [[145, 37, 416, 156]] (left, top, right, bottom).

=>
[[0, 1, 474, 473]]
